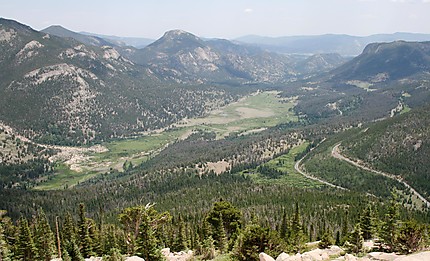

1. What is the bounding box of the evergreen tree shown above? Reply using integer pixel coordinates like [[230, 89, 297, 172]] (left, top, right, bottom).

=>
[[78, 203, 94, 258], [289, 202, 306, 252], [103, 248, 125, 261], [172, 214, 187, 252], [233, 223, 279, 261], [280, 209, 288, 239], [360, 204, 376, 240], [201, 236, 216, 260], [318, 231, 334, 249], [346, 223, 364, 255], [61, 250, 71, 261], [340, 211, 349, 245], [15, 217, 37, 261], [380, 193, 400, 252], [136, 211, 163, 261], [68, 240, 84, 261], [205, 200, 242, 248], [216, 214, 228, 253], [62, 212, 77, 244], [34, 209, 56, 261]]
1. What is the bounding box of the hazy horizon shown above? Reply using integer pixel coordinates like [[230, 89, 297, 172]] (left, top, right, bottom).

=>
[[1, 0, 430, 39]]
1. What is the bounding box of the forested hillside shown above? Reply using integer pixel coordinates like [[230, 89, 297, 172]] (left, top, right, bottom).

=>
[[340, 105, 430, 201]]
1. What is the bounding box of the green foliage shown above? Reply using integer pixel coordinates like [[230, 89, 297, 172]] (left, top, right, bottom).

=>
[[103, 248, 125, 261], [205, 200, 242, 250], [15, 217, 37, 261], [288, 203, 307, 253], [342, 105, 430, 202], [318, 232, 335, 249], [397, 220, 425, 254], [135, 209, 163, 261], [360, 204, 376, 240], [345, 223, 364, 255], [33, 209, 56, 261], [78, 203, 95, 258], [380, 193, 401, 252]]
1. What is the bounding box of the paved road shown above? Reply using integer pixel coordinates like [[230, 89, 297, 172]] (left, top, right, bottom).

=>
[[332, 143, 430, 208], [294, 142, 348, 190]]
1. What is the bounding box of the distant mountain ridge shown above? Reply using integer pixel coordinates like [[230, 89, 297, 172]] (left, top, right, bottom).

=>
[[41, 25, 114, 47], [236, 32, 430, 56], [330, 41, 430, 82], [79, 31, 154, 48]]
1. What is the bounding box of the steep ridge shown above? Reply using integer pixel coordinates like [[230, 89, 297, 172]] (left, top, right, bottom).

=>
[[0, 18, 239, 145], [128, 30, 296, 84], [331, 41, 430, 82]]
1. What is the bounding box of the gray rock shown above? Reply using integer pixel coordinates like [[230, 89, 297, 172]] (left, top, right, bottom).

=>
[[394, 251, 430, 261], [259, 252, 275, 261], [344, 254, 357, 261], [125, 256, 145, 261], [276, 252, 290, 261]]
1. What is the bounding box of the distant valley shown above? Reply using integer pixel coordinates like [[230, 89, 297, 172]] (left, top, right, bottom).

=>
[[1, 16, 430, 261]]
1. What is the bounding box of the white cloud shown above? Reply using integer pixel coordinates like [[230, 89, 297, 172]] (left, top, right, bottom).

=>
[[244, 8, 253, 13]]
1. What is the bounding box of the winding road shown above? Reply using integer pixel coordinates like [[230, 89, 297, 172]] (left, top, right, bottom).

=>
[[294, 140, 348, 190], [332, 143, 430, 208]]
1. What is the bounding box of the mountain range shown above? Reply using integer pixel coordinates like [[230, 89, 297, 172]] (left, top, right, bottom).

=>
[[2, 17, 430, 146], [236, 32, 430, 56]]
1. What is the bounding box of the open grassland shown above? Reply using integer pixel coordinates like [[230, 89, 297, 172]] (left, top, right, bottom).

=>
[[178, 91, 298, 138], [36, 91, 298, 190]]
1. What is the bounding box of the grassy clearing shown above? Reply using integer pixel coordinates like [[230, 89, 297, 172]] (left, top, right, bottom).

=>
[[179, 91, 298, 138], [242, 142, 323, 188], [34, 164, 98, 190], [93, 128, 187, 168], [38, 91, 298, 190]]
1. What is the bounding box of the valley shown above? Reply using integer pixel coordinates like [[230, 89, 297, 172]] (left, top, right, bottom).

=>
[[1, 16, 430, 261], [28, 91, 298, 190]]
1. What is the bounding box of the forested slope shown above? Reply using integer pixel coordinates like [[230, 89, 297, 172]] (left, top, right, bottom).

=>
[[340, 105, 430, 200]]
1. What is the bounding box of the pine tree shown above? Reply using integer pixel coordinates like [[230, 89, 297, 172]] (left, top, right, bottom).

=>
[[380, 193, 400, 252], [172, 214, 187, 251], [136, 212, 163, 261], [280, 209, 288, 239], [360, 204, 376, 240], [289, 202, 306, 252], [216, 214, 228, 253], [318, 231, 334, 249], [34, 209, 56, 261], [346, 223, 364, 255], [62, 212, 77, 244], [78, 203, 94, 258], [103, 248, 125, 261], [15, 217, 37, 261]]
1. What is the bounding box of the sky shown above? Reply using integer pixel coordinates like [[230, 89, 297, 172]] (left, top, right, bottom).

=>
[[1, 0, 430, 39]]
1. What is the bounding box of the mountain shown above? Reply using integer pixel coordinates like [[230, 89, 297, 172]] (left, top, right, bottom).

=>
[[330, 41, 430, 82], [296, 53, 348, 75], [43, 26, 345, 84], [127, 30, 297, 84], [0, 18, 239, 145], [80, 31, 154, 48], [236, 32, 430, 56], [285, 41, 430, 124], [41, 25, 114, 47]]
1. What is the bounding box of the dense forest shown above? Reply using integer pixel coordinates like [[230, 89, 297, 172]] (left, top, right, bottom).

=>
[[1, 195, 428, 261]]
